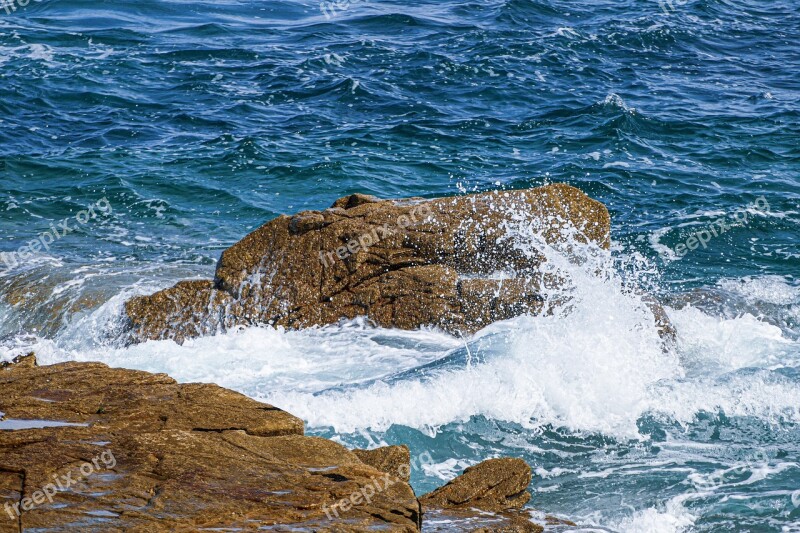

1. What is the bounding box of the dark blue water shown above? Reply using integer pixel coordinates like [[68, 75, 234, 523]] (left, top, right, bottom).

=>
[[1, 1, 799, 531]]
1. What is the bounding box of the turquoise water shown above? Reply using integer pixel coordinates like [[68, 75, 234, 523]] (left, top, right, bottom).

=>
[[1, 1, 799, 531]]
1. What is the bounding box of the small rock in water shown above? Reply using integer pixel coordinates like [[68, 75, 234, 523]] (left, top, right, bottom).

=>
[[420, 457, 532, 512], [0, 352, 37, 370]]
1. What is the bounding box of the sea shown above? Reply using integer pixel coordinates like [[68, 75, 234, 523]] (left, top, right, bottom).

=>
[[1, 0, 799, 531]]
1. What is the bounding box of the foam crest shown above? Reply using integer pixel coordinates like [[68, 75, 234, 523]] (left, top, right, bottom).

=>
[[12, 289, 795, 442], [718, 275, 800, 306], [670, 306, 796, 370], [259, 223, 681, 438], [610, 496, 696, 533]]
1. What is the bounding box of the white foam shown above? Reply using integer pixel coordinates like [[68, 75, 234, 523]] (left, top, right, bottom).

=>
[[718, 276, 800, 306], [646, 372, 800, 428], [16, 316, 459, 398], [611, 495, 696, 533], [27, 43, 55, 64], [670, 306, 795, 370], [5, 270, 799, 444], [422, 458, 477, 481]]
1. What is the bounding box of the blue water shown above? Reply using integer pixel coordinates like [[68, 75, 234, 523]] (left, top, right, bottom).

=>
[[1, 1, 799, 531]]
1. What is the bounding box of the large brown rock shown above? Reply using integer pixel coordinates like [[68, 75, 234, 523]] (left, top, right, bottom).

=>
[[124, 184, 612, 344], [0, 356, 579, 532], [0, 356, 420, 532]]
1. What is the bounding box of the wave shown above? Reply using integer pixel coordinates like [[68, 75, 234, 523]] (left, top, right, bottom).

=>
[[2, 215, 797, 444]]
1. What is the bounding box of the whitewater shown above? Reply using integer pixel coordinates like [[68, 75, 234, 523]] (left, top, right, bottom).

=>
[[1, 221, 798, 532]]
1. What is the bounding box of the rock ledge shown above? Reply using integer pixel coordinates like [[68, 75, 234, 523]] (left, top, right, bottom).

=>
[[1, 355, 554, 532]]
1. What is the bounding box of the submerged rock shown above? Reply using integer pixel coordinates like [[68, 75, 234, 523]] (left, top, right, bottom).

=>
[[0, 352, 36, 371], [125, 184, 612, 344], [422, 508, 545, 533]]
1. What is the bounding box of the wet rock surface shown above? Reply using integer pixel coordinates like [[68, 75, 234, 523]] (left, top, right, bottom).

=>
[[0, 356, 562, 532], [422, 508, 545, 533], [0, 356, 419, 532], [420, 458, 532, 512], [0, 354, 36, 372], [353, 445, 412, 482], [125, 184, 612, 344]]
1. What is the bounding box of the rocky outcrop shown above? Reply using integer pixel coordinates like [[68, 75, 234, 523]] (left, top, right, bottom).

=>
[[419, 458, 578, 532], [0, 356, 564, 532], [0, 356, 419, 532], [418, 458, 575, 533], [124, 184, 612, 344]]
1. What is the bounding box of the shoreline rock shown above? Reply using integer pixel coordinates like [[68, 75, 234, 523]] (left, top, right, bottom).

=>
[[124, 184, 613, 344], [0, 355, 553, 532], [0, 355, 417, 531], [353, 445, 412, 482], [420, 458, 532, 512]]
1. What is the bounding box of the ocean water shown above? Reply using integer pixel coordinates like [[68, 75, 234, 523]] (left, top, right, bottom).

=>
[[1, 0, 799, 531]]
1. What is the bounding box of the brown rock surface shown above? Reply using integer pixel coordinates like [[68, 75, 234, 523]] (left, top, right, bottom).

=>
[[124, 184, 612, 344], [419, 458, 550, 533], [353, 445, 412, 482], [0, 354, 36, 371], [422, 508, 545, 533], [0, 356, 420, 532], [419, 458, 532, 512]]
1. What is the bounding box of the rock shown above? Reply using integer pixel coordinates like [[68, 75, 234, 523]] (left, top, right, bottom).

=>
[[124, 184, 613, 344], [0, 362, 575, 531], [0, 353, 37, 371], [419, 458, 544, 532], [419, 458, 532, 513], [353, 445, 411, 482], [124, 279, 234, 344], [544, 515, 577, 527], [422, 508, 545, 533], [471, 517, 543, 533], [0, 362, 420, 532], [641, 293, 678, 341]]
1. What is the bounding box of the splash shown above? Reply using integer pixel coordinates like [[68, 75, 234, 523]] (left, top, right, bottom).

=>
[[2, 208, 798, 445]]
